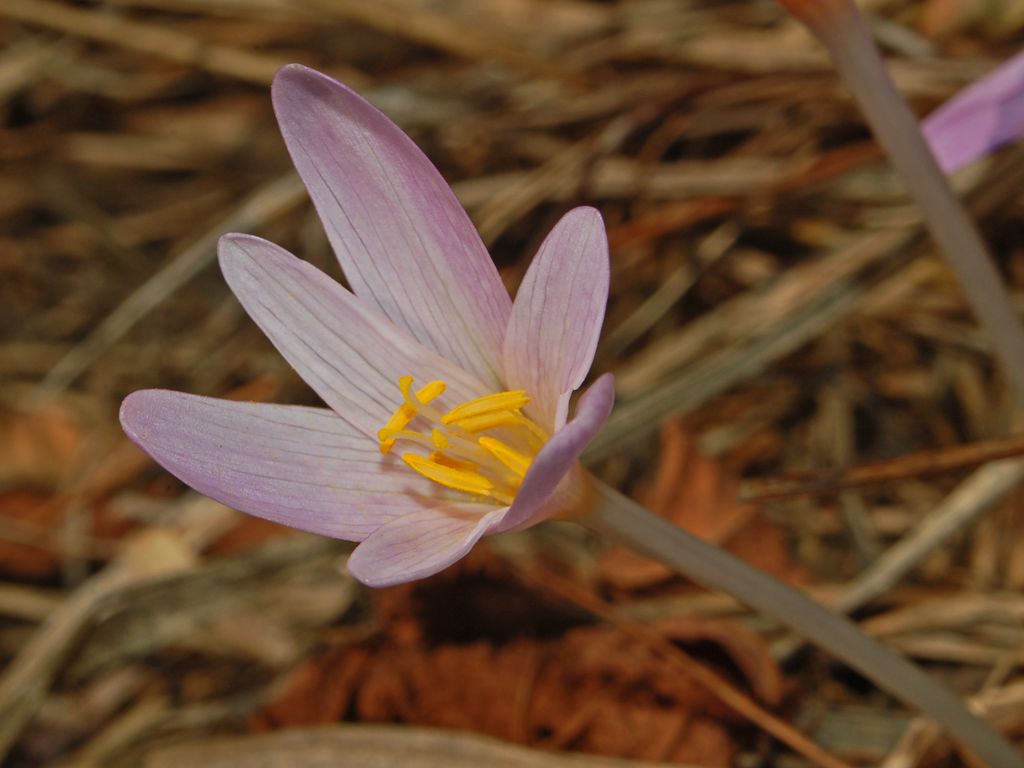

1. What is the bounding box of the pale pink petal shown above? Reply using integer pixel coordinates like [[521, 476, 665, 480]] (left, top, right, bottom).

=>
[[498, 372, 615, 532], [120, 391, 457, 541], [923, 52, 1024, 173], [503, 207, 609, 432], [348, 505, 507, 587], [272, 64, 510, 389], [219, 234, 488, 437]]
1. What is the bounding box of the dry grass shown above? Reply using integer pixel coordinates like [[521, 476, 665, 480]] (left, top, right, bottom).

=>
[[1, 0, 1023, 766]]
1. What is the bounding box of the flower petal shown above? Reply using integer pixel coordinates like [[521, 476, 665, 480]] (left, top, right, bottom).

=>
[[347, 505, 507, 587], [120, 390, 458, 541], [503, 207, 609, 432], [272, 64, 510, 388], [219, 233, 488, 437], [923, 52, 1024, 173], [499, 372, 615, 532]]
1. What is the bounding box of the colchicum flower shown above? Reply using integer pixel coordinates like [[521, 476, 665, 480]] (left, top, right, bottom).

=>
[[116, 63, 1024, 768], [923, 51, 1024, 174], [120, 65, 613, 587]]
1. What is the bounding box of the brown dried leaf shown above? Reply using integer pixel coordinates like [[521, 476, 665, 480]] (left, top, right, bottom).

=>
[[257, 558, 764, 767], [259, 627, 739, 766], [0, 490, 63, 578], [652, 616, 783, 707], [600, 418, 802, 591], [0, 403, 85, 490]]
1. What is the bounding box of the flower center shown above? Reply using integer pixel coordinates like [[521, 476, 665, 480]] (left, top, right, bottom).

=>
[[377, 376, 549, 505]]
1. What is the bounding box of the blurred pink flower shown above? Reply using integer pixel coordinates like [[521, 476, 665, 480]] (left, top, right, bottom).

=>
[[120, 65, 612, 587], [923, 51, 1024, 173]]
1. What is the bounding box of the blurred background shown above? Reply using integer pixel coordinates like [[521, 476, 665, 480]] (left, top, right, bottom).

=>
[[1, 0, 1023, 766]]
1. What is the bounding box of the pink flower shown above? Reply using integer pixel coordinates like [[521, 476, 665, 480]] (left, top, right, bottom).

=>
[[119, 65, 612, 587], [923, 51, 1024, 173]]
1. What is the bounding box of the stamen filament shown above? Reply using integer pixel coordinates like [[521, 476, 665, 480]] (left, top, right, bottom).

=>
[[379, 378, 447, 453], [378, 429, 436, 451], [478, 436, 532, 478], [399, 377, 447, 422], [441, 431, 518, 477], [514, 412, 550, 443], [489, 489, 516, 506]]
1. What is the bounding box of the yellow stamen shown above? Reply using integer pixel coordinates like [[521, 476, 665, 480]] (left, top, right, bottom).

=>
[[514, 412, 550, 443], [380, 376, 546, 507], [400, 377, 446, 408], [489, 489, 516, 506], [402, 453, 495, 497], [477, 436, 533, 478], [378, 428, 435, 451], [379, 378, 447, 453], [429, 451, 478, 471], [453, 410, 522, 434], [441, 390, 529, 425]]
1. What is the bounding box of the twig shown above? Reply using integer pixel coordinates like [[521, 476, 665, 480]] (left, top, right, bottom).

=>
[[0, 583, 63, 622], [303, 0, 574, 82], [882, 681, 1024, 768], [585, 228, 917, 462], [143, 724, 714, 768], [832, 460, 1024, 616], [28, 172, 305, 403], [599, 221, 739, 360], [741, 433, 1024, 501], [773, 461, 1024, 661], [475, 118, 633, 246], [0, 0, 301, 86], [59, 695, 169, 768], [0, 531, 195, 762]]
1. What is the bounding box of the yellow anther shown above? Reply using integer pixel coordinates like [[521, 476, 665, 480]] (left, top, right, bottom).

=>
[[429, 451, 478, 471], [403, 453, 495, 497], [379, 378, 447, 453], [378, 410, 416, 454], [477, 436, 533, 478], [431, 428, 449, 449], [400, 377, 446, 408], [441, 390, 529, 425], [452, 410, 521, 434]]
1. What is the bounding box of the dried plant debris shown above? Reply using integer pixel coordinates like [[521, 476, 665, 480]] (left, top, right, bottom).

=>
[[2, 0, 1023, 765], [600, 418, 805, 592], [143, 725, 693, 768], [256, 553, 769, 767]]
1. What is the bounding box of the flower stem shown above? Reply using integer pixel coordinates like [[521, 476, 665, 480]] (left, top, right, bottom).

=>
[[580, 478, 1023, 768], [791, 0, 1024, 407]]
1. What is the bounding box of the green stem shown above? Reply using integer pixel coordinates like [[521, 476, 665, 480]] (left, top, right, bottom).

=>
[[580, 478, 1022, 768]]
